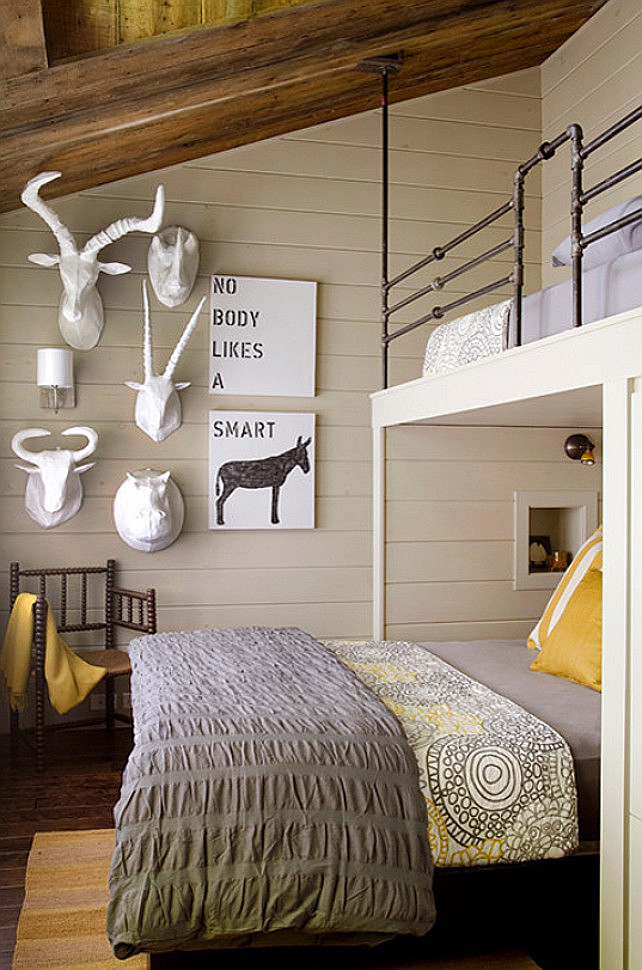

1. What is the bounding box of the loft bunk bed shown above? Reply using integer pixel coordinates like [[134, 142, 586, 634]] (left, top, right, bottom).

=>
[[369, 69, 642, 970]]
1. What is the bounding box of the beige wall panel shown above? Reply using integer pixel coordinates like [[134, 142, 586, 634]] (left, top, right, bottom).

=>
[[386, 580, 549, 625], [1, 67, 551, 731], [540, 0, 642, 287], [386, 540, 512, 584], [386, 620, 536, 642]]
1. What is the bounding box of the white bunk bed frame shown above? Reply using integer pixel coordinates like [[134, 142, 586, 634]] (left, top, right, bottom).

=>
[[370, 96, 642, 966]]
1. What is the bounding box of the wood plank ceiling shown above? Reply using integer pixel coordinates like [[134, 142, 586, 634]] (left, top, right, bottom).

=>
[[0, 0, 608, 215]]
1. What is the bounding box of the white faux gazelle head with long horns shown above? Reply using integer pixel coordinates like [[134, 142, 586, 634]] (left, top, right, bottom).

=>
[[126, 281, 206, 442], [21, 172, 164, 351]]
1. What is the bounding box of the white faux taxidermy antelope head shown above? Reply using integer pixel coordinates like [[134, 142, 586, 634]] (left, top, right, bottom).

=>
[[21, 172, 165, 351], [12, 426, 97, 529], [113, 468, 184, 553], [148, 226, 200, 307], [125, 280, 206, 443]]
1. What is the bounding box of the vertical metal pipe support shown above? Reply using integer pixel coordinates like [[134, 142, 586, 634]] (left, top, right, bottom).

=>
[[381, 67, 390, 389], [512, 170, 525, 347], [569, 124, 585, 328]]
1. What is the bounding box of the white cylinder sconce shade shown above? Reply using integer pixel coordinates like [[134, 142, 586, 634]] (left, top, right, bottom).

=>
[[37, 348, 75, 412]]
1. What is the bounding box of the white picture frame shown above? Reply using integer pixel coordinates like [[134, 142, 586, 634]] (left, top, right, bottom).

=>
[[209, 411, 315, 530], [209, 275, 317, 397]]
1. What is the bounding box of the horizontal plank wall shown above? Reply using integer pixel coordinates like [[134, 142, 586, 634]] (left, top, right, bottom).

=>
[[0, 65, 542, 731], [384, 424, 601, 642], [540, 0, 642, 288]]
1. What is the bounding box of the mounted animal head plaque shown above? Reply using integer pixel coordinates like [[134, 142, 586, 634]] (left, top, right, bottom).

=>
[[12, 426, 97, 529], [148, 226, 200, 307], [125, 281, 206, 442], [113, 468, 184, 552], [21, 172, 164, 351]]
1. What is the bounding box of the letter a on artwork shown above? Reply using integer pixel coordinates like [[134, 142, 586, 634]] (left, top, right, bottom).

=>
[[212, 373, 224, 389]]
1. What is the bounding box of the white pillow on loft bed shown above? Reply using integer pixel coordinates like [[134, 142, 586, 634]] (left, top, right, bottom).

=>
[[551, 196, 642, 270]]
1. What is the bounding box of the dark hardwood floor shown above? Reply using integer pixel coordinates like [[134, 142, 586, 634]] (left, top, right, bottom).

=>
[[0, 727, 133, 970]]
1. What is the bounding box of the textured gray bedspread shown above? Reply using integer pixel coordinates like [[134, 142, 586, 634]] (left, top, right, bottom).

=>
[[107, 627, 435, 957]]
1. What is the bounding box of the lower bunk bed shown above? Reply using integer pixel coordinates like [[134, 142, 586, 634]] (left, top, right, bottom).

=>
[[106, 619, 600, 969]]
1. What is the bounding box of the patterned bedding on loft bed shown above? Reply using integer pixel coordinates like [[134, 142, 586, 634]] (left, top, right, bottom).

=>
[[107, 621, 587, 956]]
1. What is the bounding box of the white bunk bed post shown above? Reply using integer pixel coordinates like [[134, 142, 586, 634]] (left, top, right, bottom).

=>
[[371, 308, 642, 970]]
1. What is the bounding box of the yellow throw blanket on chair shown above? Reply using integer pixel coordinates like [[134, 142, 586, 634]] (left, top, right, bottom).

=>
[[0, 593, 106, 715]]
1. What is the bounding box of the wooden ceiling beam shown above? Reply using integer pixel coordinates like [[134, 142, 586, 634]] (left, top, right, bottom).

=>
[[0, 0, 607, 214], [0, 0, 47, 80]]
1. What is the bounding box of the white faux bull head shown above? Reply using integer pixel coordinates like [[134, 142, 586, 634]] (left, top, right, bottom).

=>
[[113, 468, 184, 552], [148, 226, 200, 307], [125, 281, 206, 442], [21, 172, 164, 351], [12, 426, 97, 529]]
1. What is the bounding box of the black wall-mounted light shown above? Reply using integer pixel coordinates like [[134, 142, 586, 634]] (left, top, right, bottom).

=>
[[564, 434, 596, 465]]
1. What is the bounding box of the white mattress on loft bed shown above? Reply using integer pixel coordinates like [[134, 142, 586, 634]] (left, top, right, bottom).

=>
[[513, 248, 642, 347]]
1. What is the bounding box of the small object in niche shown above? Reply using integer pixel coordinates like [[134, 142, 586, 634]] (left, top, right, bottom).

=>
[[12, 426, 97, 529], [113, 468, 184, 552], [549, 551, 569, 572], [21, 171, 164, 351], [148, 226, 200, 307], [529, 535, 551, 572]]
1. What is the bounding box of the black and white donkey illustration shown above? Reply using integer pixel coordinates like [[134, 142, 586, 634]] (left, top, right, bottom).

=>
[[215, 436, 312, 526]]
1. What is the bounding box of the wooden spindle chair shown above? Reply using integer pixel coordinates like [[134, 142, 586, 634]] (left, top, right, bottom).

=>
[[8, 560, 157, 770]]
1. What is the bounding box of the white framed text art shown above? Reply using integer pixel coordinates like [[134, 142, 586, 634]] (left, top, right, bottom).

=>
[[209, 275, 317, 397], [209, 411, 315, 530]]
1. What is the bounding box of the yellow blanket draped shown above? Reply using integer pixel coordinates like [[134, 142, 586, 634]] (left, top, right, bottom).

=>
[[0, 593, 106, 715]]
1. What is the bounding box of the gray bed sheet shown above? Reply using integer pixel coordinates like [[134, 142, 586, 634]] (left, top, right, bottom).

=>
[[509, 248, 642, 346], [417, 639, 601, 841]]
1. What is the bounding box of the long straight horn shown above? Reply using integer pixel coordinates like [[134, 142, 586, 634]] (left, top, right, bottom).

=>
[[164, 295, 206, 379], [142, 280, 153, 380], [21, 173, 76, 255], [81, 185, 165, 257]]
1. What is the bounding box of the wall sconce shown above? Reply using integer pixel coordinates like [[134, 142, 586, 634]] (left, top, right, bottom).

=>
[[37, 348, 75, 412], [564, 433, 595, 465]]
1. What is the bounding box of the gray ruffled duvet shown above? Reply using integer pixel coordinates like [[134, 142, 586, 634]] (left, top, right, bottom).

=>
[[107, 627, 435, 956]]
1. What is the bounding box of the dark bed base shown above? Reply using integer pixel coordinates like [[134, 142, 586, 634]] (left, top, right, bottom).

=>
[[149, 842, 599, 970]]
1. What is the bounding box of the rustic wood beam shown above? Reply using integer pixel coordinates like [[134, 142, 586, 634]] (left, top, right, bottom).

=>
[[0, 0, 47, 80], [0, 0, 607, 214]]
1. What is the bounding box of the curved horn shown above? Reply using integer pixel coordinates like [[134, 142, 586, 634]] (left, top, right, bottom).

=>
[[164, 295, 206, 379], [81, 184, 165, 257], [142, 280, 153, 379], [20, 173, 76, 255], [11, 428, 52, 463], [61, 426, 98, 462]]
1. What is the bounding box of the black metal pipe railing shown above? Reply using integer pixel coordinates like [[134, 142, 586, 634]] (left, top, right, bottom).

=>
[[378, 87, 642, 388]]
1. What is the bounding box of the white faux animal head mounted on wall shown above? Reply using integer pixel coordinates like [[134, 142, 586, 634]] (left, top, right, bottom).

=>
[[113, 468, 184, 552], [12, 426, 97, 529], [125, 281, 206, 442], [21, 172, 164, 351], [148, 226, 200, 307]]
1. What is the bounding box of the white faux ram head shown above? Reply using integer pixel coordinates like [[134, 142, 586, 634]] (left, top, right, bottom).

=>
[[21, 172, 164, 351], [12, 426, 97, 529], [125, 281, 206, 442]]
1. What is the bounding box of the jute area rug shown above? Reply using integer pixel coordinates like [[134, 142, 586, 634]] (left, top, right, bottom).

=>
[[13, 829, 538, 970]]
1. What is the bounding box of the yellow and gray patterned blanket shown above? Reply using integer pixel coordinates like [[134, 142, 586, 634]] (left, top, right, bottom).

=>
[[324, 639, 579, 868]]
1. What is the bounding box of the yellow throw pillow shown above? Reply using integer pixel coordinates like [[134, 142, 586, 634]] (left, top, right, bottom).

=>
[[530, 567, 602, 691], [528, 525, 602, 651]]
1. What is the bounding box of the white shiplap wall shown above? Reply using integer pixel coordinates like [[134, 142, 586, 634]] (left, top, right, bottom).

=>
[[541, 0, 642, 287], [2, 0, 633, 729]]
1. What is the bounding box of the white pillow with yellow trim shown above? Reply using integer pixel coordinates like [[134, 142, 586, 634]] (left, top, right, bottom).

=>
[[527, 525, 602, 651]]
